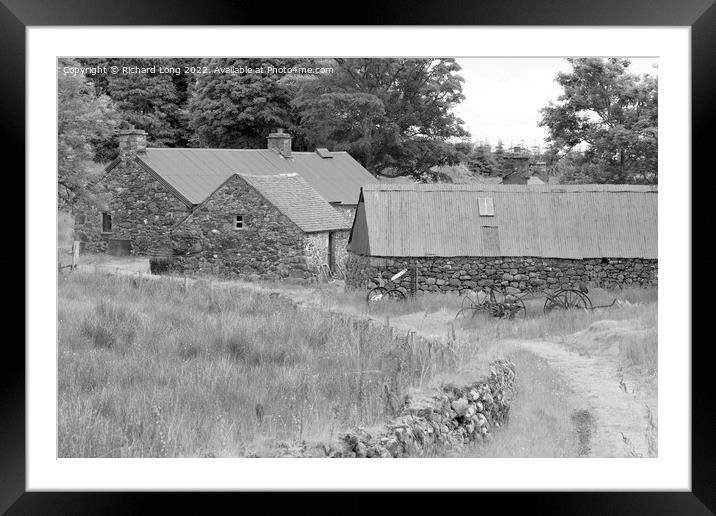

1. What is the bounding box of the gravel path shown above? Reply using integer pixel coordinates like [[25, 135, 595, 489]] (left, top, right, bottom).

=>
[[504, 339, 652, 457]]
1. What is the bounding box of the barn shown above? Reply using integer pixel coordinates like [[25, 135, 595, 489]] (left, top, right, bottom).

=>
[[75, 127, 378, 278], [345, 183, 658, 294]]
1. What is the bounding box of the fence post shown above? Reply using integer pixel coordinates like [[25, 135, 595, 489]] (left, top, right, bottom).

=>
[[71, 241, 80, 270]]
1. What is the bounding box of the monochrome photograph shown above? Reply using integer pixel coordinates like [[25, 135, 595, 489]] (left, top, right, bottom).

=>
[[57, 56, 658, 459]]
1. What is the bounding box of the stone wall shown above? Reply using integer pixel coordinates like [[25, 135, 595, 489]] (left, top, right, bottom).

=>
[[74, 158, 190, 255], [251, 358, 516, 458], [305, 232, 329, 271], [335, 205, 356, 225], [346, 253, 657, 294], [332, 230, 351, 274], [169, 174, 315, 280]]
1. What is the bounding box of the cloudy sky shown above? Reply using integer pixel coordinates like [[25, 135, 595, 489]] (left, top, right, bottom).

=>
[[453, 57, 658, 151]]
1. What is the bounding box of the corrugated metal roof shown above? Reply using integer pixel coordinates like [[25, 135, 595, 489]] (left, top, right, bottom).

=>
[[138, 148, 377, 206], [352, 184, 657, 258], [239, 173, 350, 233]]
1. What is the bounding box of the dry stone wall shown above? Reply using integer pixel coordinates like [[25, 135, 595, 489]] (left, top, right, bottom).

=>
[[346, 253, 657, 294], [251, 358, 516, 458]]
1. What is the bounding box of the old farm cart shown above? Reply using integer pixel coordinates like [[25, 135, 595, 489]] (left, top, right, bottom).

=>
[[455, 284, 608, 320]]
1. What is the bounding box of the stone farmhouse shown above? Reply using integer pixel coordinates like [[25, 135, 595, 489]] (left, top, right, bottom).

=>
[[75, 127, 378, 279], [345, 183, 657, 294]]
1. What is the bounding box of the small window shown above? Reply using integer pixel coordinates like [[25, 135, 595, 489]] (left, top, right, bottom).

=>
[[478, 197, 494, 216], [102, 212, 112, 233], [234, 215, 245, 230]]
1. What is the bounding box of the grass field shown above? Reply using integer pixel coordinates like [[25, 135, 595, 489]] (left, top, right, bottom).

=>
[[58, 271, 470, 457], [58, 261, 657, 458]]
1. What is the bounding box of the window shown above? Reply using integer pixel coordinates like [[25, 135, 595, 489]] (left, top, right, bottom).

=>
[[234, 215, 245, 230], [102, 212, 112, 233], [478, 197, 494, 216]]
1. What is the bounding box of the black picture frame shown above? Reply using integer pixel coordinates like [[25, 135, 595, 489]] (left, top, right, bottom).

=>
[[5, 0, 709, 512]]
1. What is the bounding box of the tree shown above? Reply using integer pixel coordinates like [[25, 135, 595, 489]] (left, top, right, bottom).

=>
[[291, 58, 469, 179], [539, 58, 658, 184], [80, 58, 192, 160], [186, 58, 300, 148], [465, 142, 500, 176], [57, 60, 120, 209]]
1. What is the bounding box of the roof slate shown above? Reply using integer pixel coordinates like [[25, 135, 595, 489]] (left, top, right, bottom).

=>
[[138, 148, 377, 206], [238, 173, 351, 233]]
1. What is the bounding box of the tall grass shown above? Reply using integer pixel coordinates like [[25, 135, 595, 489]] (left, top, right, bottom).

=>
[[58, 272, 467, 457]]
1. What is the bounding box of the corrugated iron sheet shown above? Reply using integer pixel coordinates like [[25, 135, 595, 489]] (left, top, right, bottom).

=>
[[139, 148, 377, 206], [356, 184, 657, 259]]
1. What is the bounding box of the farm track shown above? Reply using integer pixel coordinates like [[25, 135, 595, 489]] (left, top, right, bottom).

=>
[[78, 260, 655, 457]]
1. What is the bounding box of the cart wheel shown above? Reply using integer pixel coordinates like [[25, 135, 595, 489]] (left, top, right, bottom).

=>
[[544, 289, 592, 313], [387, 289, 406, 301], [367, 287, 388, 304], [504, 297, 527, 319], [456, 293, 478, 319]]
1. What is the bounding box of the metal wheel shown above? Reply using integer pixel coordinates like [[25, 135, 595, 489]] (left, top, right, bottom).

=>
[[456, 292, 479, 319], [387, 289, 406, 301], [367, 287, 388, 304], [502, 296, 527, 319], [544, 289, 593, 314]]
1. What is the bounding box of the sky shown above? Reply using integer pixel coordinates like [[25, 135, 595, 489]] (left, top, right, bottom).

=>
[[453, 57, 658, 151]]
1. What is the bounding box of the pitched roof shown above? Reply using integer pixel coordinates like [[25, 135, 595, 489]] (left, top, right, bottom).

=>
[[349, 184, 657, 259], [239, 173, 350, 233], [137, 148, 377, 206]]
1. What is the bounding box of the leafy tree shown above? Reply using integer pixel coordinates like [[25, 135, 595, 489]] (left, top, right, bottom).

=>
[[465, 142, 500, 176], [540, 58, 658, 184], [80, 58, 192, 160], [57, 59, 120, 209], [291, 58, 469, 179], [186, 58, 301, 148]]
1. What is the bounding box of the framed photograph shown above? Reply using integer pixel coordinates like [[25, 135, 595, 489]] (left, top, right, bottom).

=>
[[6, 0, 710, 512]]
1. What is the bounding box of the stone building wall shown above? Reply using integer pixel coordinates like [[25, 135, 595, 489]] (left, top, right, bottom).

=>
[[304, 232, 329, 271], [346, 253, 658, 294], [332, 230, 351, 274], [73, 158, 190, 255], [169, 174, 315, 280], [335, 205, 356, 225]]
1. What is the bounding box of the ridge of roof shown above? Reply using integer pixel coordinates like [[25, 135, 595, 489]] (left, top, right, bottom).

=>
[[361, 183, 657, 193]]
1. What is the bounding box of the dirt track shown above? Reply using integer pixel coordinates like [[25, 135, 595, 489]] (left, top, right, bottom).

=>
[[385, 310, 656, 458], [79, 260, 656, 457]]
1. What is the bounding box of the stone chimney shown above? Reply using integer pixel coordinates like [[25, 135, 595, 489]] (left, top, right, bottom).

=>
[[267, 128, 292, 158], [117, 126, 148, 161]]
